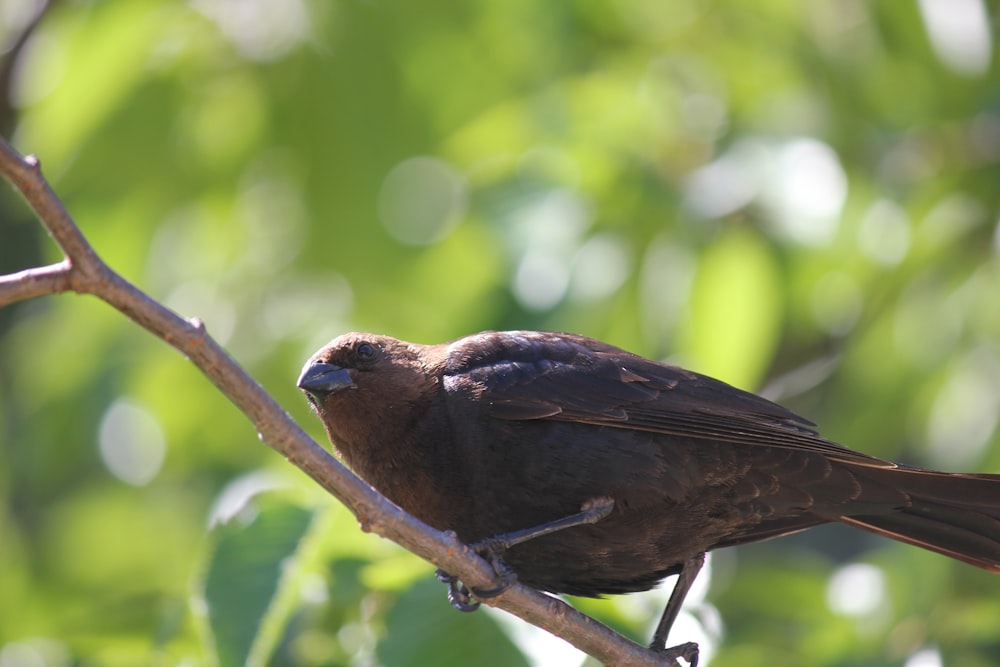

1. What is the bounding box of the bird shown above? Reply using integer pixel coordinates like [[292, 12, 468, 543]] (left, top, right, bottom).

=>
[[297, 330, 1000, 665]]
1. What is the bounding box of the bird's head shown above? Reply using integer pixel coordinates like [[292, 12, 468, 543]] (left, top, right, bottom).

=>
[[297, 332, 445, 453]]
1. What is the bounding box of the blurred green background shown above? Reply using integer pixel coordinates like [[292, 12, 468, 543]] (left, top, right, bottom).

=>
[[2, 1, 1000, 666]]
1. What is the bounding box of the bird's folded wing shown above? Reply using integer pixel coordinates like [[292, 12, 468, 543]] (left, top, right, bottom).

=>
[[446, 331, 891, 467]]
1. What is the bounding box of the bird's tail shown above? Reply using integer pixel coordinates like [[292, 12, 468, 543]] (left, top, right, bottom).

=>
[[841, 466, 1000, 572]]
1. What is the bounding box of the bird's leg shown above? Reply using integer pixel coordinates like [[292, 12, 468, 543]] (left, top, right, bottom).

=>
[[436, 496, 615, 611], [649, 552, 705, 667], [475, 495, 615, 557]]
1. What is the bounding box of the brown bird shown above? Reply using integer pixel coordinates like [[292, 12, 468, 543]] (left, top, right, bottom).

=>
[[298, 330, 1000, 665]]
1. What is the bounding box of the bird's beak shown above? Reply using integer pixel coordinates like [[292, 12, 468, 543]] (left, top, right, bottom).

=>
[[297, 361, 355, 402]]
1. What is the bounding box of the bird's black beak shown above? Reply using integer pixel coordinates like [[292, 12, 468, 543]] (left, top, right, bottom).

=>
[[297, 361, 355, 403]]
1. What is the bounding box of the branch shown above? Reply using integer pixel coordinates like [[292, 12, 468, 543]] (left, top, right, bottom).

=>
[[0, 134, 673, 667], [0, 261, 71, 306]]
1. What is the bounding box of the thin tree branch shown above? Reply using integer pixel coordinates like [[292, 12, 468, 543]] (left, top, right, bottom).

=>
[[0, 134, 676, 667], [0, 260, 71, 306]]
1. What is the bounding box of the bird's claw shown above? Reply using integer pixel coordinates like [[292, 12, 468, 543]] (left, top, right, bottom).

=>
[[436, 569, 482, 612], [435, 553, 518, 612], [653, 641, 699, 667]]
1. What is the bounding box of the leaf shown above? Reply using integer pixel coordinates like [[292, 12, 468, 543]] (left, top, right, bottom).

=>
[[376, 578, 531, 667], [198, 493, 315, 667], [677, 228, 782, 390]]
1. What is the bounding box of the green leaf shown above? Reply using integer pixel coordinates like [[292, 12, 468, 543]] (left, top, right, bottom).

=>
[[198, 493, 315, 667], [677, 228, 783, 389], [376, 578, 531, 667]]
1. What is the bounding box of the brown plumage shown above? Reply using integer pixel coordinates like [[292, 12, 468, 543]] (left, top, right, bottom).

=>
[[298, 330, 1000, 658]]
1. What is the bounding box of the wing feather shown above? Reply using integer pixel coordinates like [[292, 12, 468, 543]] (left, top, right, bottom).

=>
[[445, 331, 890, 467]]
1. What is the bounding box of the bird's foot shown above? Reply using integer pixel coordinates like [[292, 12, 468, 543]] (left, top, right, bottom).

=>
[[435, 569, 481, 612], [435, 499, 613, 613], [469, 553, 518, 598], [435, 542, 518, 612], [434, 562, 517, 612], [652, 641, 699, 667]]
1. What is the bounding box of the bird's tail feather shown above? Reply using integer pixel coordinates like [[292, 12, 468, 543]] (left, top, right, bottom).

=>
[[842, 467, 1000, 572]]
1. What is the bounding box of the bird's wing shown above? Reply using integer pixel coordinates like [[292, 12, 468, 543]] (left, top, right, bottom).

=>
[[444, 331, 889, 467]]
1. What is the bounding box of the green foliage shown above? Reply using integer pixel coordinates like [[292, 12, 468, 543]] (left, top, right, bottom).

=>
[[200, 492, 315, 667], [377, 580, 530, 667], [2, 0, 999, 665]]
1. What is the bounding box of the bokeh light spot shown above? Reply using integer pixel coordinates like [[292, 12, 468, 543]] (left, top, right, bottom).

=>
[[569, 233, 629, 302], [904, 647, 943, 667], [683, 140, 766, 219], [98, 399, 166, 487], [0, 638, 69, 667], [508, 189, 590, 311], [926, 350, 1000, 469], [826, 563, 886, 617], [193, 0, 311, 61], [378, 156, 467, 246], [164, 281, 238, 345], [858, 199, 911, 265], [918, 0, 992, 76], [764, 138, 847, 246]]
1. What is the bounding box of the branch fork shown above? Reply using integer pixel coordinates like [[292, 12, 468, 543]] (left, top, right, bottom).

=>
[[0, 135, 680, 667]]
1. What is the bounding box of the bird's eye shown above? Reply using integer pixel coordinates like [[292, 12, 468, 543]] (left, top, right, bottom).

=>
[[356, 342, 377, 362]]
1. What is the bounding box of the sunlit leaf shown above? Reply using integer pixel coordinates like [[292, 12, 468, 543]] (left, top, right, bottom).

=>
[[376, 579, 530, 667], [676, 227, 782, 389], [199, 494, 315, 667]]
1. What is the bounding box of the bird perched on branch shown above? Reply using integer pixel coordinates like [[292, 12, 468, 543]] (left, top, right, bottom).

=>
[[298, 330, 1000, 665]]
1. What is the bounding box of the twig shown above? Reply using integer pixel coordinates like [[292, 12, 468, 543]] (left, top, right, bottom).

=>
[[0, 134, 675, 667], [0, 260, 72, 305]]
